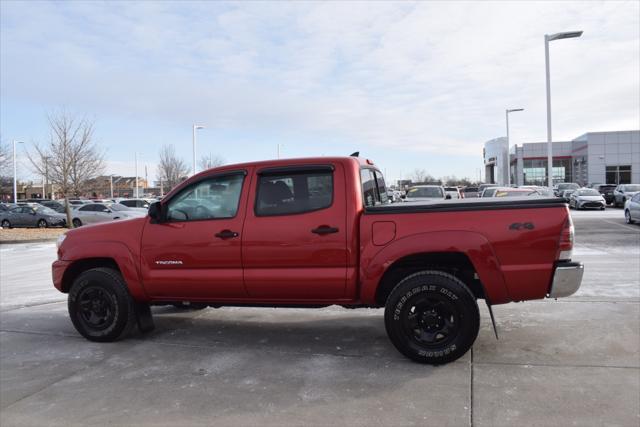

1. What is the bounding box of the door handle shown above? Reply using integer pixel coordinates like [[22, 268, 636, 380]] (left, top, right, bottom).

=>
[[215, 229, 239, 239], [311, 225, 339, 235]]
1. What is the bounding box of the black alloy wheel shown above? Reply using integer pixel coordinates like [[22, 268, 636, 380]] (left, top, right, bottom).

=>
[[1, 219, 10, 228], [72, 218, 82, 227], [385, 270, 480, 364], [37, 219, 47, 228], [68, 268, 136, 342]]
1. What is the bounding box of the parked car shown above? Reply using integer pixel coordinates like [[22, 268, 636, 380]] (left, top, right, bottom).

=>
[[477, 183, 499, 196], [118, 198, 153, 211], [71, 203, 146, 227], [53, 156, 583, 365], [480, 187, 499, 197], [443, 187, 461, 199], [624, 193, 640, 224], [461, 186, 479, 198], [493, 187, 541, 197], [554, 183, 580, 197], [404, 185, 449, 202], [1, 205, 66, 228], [592, 184, 617, 205], [613, 184, 640, 208], [568, 188, 606, 210]]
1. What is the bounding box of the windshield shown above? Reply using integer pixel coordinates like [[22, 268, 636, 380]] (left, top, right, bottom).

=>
[[407, 187, 443, 198], [623, 185, 640, 192], [578, 189, 599, 196], [444, 187, 457, 191], [482, 188, 498, 197], [496, 190, 537, 197], [558, 183, 579, 190], [110, 203, 131, 211], [35, 206, 58, 215]]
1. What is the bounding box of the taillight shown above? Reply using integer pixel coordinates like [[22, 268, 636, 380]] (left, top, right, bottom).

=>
[[558, 214, 574, 260]]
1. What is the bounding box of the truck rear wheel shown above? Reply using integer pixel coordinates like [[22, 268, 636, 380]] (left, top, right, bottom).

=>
[[384, 270, 480, 364], [68, 267, 136, 342]]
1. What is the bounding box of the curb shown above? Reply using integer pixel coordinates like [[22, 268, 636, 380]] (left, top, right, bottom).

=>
[[0, 238, 59, 245]]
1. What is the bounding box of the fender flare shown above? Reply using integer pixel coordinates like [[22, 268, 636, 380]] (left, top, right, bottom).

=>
[[359, 230, 511, 305], [62, 241, 148, 301]]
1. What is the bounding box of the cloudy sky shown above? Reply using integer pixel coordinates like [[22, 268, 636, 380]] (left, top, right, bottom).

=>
[[1, 0, 639, 183]]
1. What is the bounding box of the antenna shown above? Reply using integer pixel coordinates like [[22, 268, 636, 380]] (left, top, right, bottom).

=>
[[350, 151, 359, 157]]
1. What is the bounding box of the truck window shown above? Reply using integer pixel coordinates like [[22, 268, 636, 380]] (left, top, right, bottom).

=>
[[361, 168, 388, 207], [255, 169, 333, 216], [166, 173, 244, 221]]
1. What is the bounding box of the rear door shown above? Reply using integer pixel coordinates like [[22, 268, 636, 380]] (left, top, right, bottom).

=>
[[242, 164, 348, 300], [140, 170, 250, 300]]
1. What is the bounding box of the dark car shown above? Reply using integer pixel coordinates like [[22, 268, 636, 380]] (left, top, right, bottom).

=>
[[592, 184, 617, 205], [462, 186, 479, 198], [554, 183, 580, 197], [0, 205, 66, 228]]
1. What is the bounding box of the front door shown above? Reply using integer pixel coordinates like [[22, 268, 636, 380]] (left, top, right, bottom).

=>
[[140, 170, 250, 300], [242, 164, 348, 300]]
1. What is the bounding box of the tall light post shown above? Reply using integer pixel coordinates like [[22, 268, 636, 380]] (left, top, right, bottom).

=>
[[109, 174, 115, 199], [506, 108, 524, 186], [192, 124, 205, 176], [12, 140, 25, 203], [134, 152, 139, 198], [544, 30, 583, 189]]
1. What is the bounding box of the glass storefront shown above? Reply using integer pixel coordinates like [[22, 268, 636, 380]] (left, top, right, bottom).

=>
[[606, 165, 631, 184], [522, 158, 573, 185]]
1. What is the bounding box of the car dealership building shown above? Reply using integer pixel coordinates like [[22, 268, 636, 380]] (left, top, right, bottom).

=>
[[483, 130, 640, 187]]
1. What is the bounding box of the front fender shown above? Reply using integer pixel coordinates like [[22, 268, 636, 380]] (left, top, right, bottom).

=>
[[359, 230, 511, 305], [62, 241, 148, 301]]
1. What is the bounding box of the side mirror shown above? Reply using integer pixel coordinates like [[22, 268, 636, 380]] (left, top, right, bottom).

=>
[[445, 194, 452, 200], [149, 202, 162, 223]]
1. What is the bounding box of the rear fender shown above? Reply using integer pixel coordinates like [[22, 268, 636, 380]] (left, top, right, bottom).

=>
[[360, 231, 511, 304], [62, 241, 148, 301]]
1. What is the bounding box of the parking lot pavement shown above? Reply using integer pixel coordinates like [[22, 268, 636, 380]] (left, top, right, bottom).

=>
[[0, 209, 638, 426]]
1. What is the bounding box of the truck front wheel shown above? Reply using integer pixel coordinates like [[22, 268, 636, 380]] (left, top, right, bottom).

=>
[[68, 267, 136, 342], [384, 270, 480, 364]]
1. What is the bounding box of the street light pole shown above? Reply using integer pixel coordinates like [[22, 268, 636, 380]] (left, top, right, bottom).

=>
[[12, 139, 24, 203], [506, 108, 524, 187], [110, 175, 114, 199], [192, 124, 205, 175], [544, 30, 583, 189], [135, 152, 139, 198]]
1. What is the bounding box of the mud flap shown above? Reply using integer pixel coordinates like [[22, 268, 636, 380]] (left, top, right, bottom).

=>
[[135, 302, 155, 334], [486, 300, 499, 339]]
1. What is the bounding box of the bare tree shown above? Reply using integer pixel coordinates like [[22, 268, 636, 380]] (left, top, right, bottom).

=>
[[28, 111, 104, 227], [410, 168, 435, 184], [158, 144, 189, 191], [0, 140, 10, 178], [198, 154, 225, 171]]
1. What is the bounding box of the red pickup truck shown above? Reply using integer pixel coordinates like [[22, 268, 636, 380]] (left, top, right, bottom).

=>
[[53, 156, 583, 364]]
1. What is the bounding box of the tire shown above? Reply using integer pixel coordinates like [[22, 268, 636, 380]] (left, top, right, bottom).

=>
[[384, 270, 480, 365], [37, 219, 47, 228], [72, 218, 82, 227], [1, 219, 10, 228], [68, 267, 136, 342], [626, 210, 634, 224]]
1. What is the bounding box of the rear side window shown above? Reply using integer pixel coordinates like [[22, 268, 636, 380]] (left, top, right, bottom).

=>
[[256, 169, 333, 216], [361, 168, 389, 207]]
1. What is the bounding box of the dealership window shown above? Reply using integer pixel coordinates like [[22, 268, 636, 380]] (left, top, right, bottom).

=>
[[523, 158, 573, 186], [606, 165, 631, 184]]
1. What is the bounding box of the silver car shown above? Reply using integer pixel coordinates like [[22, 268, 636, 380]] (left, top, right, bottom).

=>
[[613, 184, 640, 208], [71, 203, 146, 228], [624, 193, 640, 224], [568, 188, 606, 210], [0, 205, 66, 228], [404, 185, 449, 202]]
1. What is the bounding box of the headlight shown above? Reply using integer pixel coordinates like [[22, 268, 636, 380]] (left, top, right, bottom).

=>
[[56, 233, 67, 249]]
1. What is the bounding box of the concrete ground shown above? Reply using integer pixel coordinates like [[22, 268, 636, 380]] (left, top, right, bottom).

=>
[[0, 208, 638, 426]]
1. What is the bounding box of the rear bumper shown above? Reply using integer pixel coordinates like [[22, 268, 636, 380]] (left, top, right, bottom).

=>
[[548, 261, 584, 298], [52, 260, 72, 292]]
